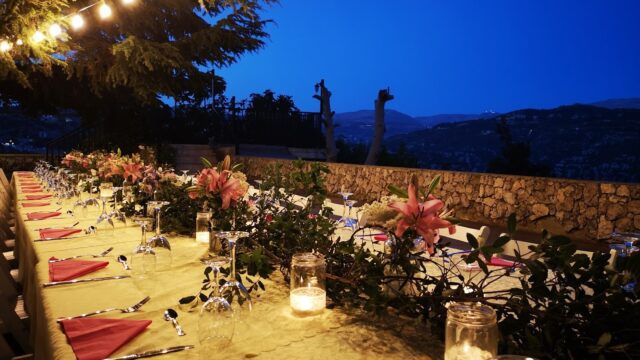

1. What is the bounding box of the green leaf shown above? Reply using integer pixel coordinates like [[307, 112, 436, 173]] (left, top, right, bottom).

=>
[[387, 184, 408, 198], [507, 213, 517, 234], [426, 175, 441, 197], [477, 259, 489, 274], [493, 235, 511, 248], [200, 157, 213, 168], [597, 332, 612, 347], [179, 295, 196, 304], [467, 233, 479, 249]]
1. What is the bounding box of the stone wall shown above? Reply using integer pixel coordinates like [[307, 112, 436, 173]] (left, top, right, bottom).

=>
[[236, 156, 640, 243]]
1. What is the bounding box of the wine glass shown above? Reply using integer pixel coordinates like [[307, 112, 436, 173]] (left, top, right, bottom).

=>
[[337, 189, 353, 226], [96, 182, 115, 230], [147, 200, 172, 271], [130, 216, 156, 293], [199, 256, 235, 356], [216, 231, 252, 313], [344, 199, 358, 229]]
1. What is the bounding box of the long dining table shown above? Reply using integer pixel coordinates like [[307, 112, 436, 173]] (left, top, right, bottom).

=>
[[12, 172, 453, 360]]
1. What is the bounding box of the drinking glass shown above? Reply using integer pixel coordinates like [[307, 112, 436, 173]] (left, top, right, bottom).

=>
[[199, 256, 235, 356], [122, 179, 134, 204], [147, 200, 172, 271], [130, 216, 156, 293], [96, 182, 115, 230], [337, 190, 353, 226], [216, 231, 252, 313], [344, 199, 358, 229]]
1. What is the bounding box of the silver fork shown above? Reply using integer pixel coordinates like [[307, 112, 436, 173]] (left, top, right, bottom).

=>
[[48, 247, 114, 263], [56, 296, 151, 322]]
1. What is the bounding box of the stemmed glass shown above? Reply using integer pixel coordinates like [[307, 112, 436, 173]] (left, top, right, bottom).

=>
[[130, 216, 156, 293], [198, 256, 235, 354], [215, 231, 252, 313], [337, 190, 353, 226], [344, 199, 358, 229], [108, 186, 126, 223], [147, 200, 172, 271], [96, 182, 114, 227]]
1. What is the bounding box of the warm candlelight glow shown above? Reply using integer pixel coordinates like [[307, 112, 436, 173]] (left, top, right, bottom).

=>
[[196, 231, 210, 244], [100, 189, 114, 198], [0, 40, 11, 52], [99, 3, 112, 19], [444, 342, 494, 360], [290, 287, 325, 315], [71, 14, 85, 30], [49, 24, 62, 38], [32, 31, 45, 43]]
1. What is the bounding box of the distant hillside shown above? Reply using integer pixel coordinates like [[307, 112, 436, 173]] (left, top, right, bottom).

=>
[[334, 109, 495, 143], [590, 97, 640, 110], [385, 104, 640, 182]]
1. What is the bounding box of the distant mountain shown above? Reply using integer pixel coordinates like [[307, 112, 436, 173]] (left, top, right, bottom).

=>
[[590, 97, 640, 110], [334, 109, 496, 143], [385, 104, 640, 182]]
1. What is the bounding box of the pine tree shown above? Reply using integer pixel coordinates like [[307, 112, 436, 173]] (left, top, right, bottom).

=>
[[0, 0, 276, 107]]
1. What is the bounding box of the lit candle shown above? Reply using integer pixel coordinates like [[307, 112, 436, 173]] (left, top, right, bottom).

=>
[[444, 342, 494, 360], [195, 231, 210, 244], [290, 286, 325, 315]]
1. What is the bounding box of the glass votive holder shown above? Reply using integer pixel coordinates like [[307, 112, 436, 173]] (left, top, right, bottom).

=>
[[99, 182, 114, 199], [445, 302, 498, 360], [290, 253, 326, 316], [196, 212, 211, 244]]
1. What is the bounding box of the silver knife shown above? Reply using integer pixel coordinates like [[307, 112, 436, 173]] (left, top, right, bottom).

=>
[[43, 275, 130, 287], [35, 234, 89, 242], [104, 345, 195, 360]]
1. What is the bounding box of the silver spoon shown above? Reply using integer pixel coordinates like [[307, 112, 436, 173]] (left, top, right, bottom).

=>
[[164, 308, 185, 336], [117, 255, 130, 270]]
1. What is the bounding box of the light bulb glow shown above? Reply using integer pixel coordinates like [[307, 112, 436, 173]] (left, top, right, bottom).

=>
[[99, 3, 112, 19], [0, 40, 12, 52], [49, 23, 62, 38], [32, 31, 45, 43], [122, 0, 135, 4], [71, 14, 85, 30], [16, 39, 23, 46]]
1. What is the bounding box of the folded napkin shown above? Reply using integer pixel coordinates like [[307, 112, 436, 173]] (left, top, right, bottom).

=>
[[40, 228, 82, 240], [49, 257, 108, 281], [25, 194, 52, 200], [60, 318, 151, 360], [487, 256, 519, 268], [17, 173, 33, 177], [21, 182, 39, 186], [22, 202, 50, 208], [27, 211, 61, 220], [22, 189, 43, 193], [373, 234, 388, 242]]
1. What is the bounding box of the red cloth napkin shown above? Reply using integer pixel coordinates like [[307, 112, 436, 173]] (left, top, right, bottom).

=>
[[17, 174, 33, 178], [26, 194, 52, 200], [48, 257, 108, 281], [22, 189, 43, 193], [27, 211, 61, 220], [21, 183, 40, 187], [488, 256, 519, 268], [60, 318, 151, 360], [373, 234, 388, 242], [22, 202, 50, 208], [40, 228, 82, 240]]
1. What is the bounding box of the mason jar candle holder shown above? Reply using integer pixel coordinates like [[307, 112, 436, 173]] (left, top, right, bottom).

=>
[[195, 212, 211, 244], [290, 253, 326, 316], [445, 302, 498, 360]]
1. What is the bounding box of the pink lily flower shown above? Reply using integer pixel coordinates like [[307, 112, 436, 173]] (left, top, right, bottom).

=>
[[388, 183, 455, 254], [122, 162, 143, 183]]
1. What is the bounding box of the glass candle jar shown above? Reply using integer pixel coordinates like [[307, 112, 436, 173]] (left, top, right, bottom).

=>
[[290, 253, 326, 316], [445, 302, 498, 360], [196, 212, 211, 244]]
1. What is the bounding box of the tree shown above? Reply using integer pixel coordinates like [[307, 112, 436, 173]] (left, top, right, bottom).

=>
[[246, 89, 298, 114], [487, 118, 552, 177], [365, 87, 393, 165], [313, 79, 337, 162], [0, 0, 276, 109]]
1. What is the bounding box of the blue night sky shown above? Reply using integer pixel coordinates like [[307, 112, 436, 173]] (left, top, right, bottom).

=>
[[217, 0, 640, 116]]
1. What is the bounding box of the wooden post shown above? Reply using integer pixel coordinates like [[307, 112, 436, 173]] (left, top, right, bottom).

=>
[[365, 87, 394, 165], [313, 79, 338, 162]]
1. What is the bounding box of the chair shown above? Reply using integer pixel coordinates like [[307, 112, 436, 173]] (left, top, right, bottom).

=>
[[0, 169, 10, 194], [0, 269, 30, 353]]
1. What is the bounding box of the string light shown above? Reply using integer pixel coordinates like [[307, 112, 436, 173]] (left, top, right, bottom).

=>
[[0, 40, 12, 52], [32, 31, 45, 43], [49, 24, 63, 38], [99, 3, 113, 19], [71, 14, 85, 30]]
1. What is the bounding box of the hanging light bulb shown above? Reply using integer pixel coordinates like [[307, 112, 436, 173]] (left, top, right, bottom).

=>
[[71, 14, 85, 30], [99, 3, 113, 19], [0, 40, 12, 52], [49, 23, 63, 38], [32, 31, 45, 43]]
